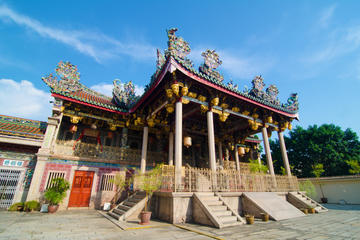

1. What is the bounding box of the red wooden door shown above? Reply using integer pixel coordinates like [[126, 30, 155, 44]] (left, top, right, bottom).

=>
[[68, 171, 94, 207]]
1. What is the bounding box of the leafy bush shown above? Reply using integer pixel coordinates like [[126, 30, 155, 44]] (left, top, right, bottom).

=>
[[346, 160, 360, 175], [299, 180, 316, 199], [249, 159, 268, 174], [24, 200, 40, 212], [136, 164, 162, 211], [8, 202, 24, 211], [44, 178, 70, 206]]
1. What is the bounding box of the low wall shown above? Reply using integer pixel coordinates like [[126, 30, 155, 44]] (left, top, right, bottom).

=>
[[152, 191, 288, 225], [299, 176, 360, 204]]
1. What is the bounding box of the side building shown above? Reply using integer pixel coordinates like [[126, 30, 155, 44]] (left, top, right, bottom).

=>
[[0, 115, 46, 209]]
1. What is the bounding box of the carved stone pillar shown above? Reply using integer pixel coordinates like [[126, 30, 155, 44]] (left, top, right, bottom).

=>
[[218, 142, 223, 167], [140, 126, 149, 174], [262, 127, 275, 176], [168, 131, 174, 166], [278, 131, 291, 176], [207, 111, 216, 172]]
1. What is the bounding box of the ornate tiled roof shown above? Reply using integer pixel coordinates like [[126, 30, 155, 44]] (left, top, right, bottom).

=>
[[156, 28, 299, 115], [43, 61, 127, 112], [0, 115, 47, 140], [43, 29, 298, 116]]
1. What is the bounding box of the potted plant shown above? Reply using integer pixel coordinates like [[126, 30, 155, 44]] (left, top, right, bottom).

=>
[[44, 178, 70, 213], [260, 213, 269, 222], [136, 164, 162, 225], [245, 214, 255, 224], [24, 200, 41, 212]]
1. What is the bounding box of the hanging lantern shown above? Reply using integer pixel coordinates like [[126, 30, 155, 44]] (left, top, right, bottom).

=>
[[238, 146, 245, 156], [91, 123, 97, 130], [107, 132, 113, 139], [184, 136, 192, 148], [245, 147, 250, 153], [69, 124, 77, 133]]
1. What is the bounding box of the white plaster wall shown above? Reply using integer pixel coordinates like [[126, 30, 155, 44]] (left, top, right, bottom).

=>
[[312, 180, 360, 204]]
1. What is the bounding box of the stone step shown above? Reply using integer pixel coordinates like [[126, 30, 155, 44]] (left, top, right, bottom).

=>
[[107, 211, 121, 220], [206, 200, 223, 206], [219, 215, 237, 223], [214, 210, 232, 216], [118, 205, 131, 211], [133, 195, 146, 200], [113, 208, 125, 216], [200, 196, 220, 201], [124, 201, 136, 207], [196, 192, 215, 197], [209, 205, 227, 211], [222, 220, 243, 227]]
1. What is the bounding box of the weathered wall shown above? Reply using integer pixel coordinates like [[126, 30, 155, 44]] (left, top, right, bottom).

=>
[[299, 176, 360, 204]]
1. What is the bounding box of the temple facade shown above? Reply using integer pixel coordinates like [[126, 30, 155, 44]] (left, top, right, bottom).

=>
[[2, 29, 303, 220]]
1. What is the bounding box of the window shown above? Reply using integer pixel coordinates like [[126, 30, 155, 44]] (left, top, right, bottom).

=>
[[100, 174, 114, 191], [81, 136, 97, 144], [45, 171, 65, 190], [104, 137, 113, 147]]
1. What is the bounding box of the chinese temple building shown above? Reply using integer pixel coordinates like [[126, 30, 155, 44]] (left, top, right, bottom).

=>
[[10, 28, 322, 227]]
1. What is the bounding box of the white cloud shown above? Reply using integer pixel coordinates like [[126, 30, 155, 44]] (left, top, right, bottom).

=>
[[91, 82, 145, 97], [0, 5, 156, 63], [305, 27, 360, 63], [319, 5, 336, 28], [0, 79, 52, 121]]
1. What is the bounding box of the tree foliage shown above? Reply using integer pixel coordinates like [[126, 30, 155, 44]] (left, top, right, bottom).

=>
[[269, 124, 360, 178]]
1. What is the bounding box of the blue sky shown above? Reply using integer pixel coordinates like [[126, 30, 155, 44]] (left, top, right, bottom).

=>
[[0, 0, 360, 136]]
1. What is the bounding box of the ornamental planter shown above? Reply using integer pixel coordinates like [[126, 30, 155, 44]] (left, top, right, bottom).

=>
[[140, 211, 152, 225], [308, 208, 315, 214], [260, 213, 269, 222], [48, 205, 59, 213], [245, 215, 254, 225], [301, 208, 308, 214]]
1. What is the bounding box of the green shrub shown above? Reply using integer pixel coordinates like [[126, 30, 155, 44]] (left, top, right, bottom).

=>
[[249, 159, 268, 174], [44, 178, 70, 205], [8, 202, 24, 211], [299, 180, 316, 199], [24, 200, 40, 212]]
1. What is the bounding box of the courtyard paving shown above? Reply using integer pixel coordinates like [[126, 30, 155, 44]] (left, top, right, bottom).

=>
[[0, 204, 359, 240]]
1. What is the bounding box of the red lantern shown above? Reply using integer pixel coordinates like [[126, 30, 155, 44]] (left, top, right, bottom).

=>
[[69, 124, 77, 133]]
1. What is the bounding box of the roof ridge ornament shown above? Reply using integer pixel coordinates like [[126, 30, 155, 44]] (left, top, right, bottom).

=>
[[283, 93, 299, 112], [42, 61, 81, 93], [199, 49, 224, 82], [165, 28, 193, 66], [113, 79, 139, 108]]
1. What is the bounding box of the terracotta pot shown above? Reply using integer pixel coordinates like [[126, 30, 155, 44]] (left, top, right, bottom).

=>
[[48, 205, 59, 213], [301, 208, 308, 214], [140, 211, 152, 225], [245, 215, 254, 224], [261, 213, 269, 222], [308, 208, 315, 214]]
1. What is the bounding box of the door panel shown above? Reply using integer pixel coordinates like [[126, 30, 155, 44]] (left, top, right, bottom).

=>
[[68, 171, 94, 207]]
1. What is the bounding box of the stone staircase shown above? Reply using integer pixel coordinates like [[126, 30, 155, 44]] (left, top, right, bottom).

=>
[[288, 191, 328, 213], [107, 191, 147, 221], [193, 192, 245, 228]]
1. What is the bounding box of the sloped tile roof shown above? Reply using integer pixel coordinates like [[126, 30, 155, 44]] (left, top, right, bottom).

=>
[[0, 115, 46, 140]]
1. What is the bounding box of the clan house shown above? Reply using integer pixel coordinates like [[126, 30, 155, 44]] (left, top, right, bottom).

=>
[[2, 28, 325, 228]]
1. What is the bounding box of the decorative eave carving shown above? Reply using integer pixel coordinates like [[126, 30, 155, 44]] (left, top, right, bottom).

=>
[[199, 49, 224, 82], [112, 80, 140, 108], [42, 61, 81, 93]]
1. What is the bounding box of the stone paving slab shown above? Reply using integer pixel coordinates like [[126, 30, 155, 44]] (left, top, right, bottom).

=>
[[0, 204, 359, 240]]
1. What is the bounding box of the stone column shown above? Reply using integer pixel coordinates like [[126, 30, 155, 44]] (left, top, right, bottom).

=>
[[168, 131, 174, 166], [261, 127, 275, 176], [174, 101, 183, 189], [140, 126, 149, 174], [234, 148, 240, 171], [218, 142, 223, 167], [278, 131, 291, 176], [207, 111, 216, 172], [26, 116, 60, 201]]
